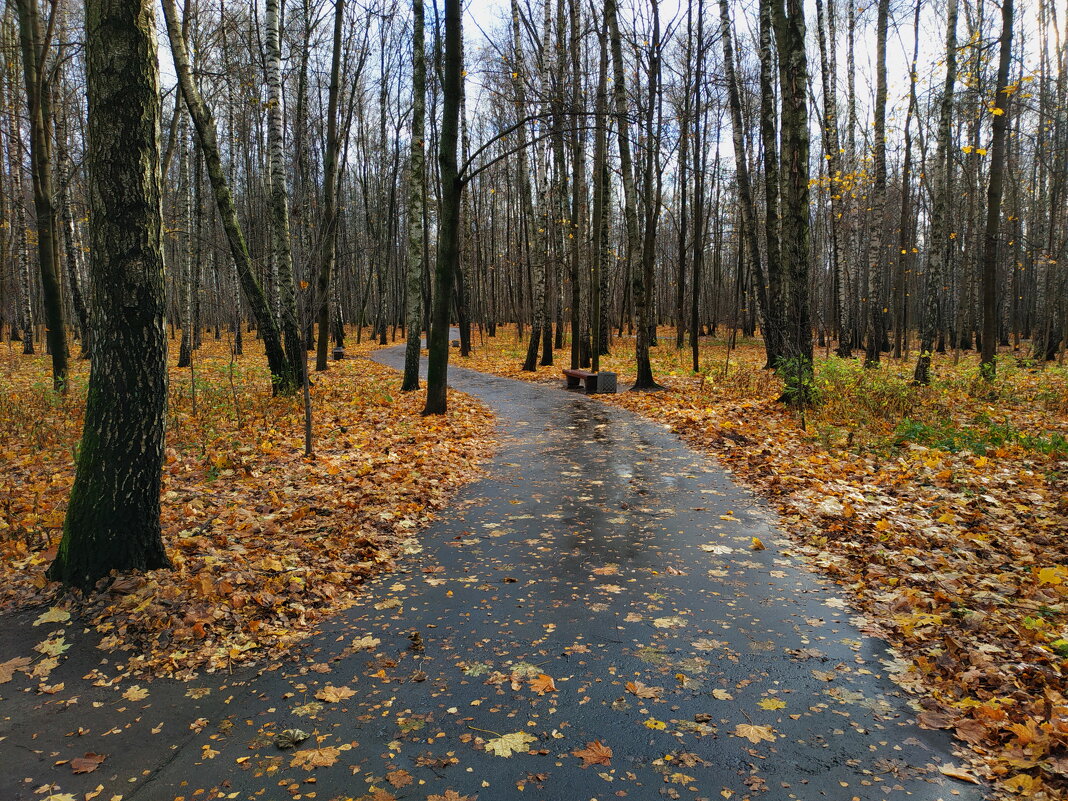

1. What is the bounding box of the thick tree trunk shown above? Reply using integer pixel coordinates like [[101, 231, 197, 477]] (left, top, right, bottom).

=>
[[265, 0, 306, 396], [402, 0, 426, 391], [50, 0, 169, 588], [607, 0, 656, 388], [773, 0, 814, 400], [422, 0, 462, 415]]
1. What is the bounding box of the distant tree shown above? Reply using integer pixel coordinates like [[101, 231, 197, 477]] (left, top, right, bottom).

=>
[[50, 0, 169, 588], [13, 0, 68, 390], [863, 0, 890, 367], [161, 0, 299, 395], [980, 0, 1014, 379], [914, 0, 958, 385]]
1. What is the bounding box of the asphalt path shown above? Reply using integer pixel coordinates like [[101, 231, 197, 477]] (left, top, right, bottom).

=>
[[0, 343, 986, 801]]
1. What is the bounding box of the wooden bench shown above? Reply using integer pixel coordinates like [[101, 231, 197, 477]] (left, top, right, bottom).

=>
[[563, 368, 617, 394]]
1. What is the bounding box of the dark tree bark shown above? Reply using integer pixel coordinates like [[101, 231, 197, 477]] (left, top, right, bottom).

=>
[[14, 0, 68, 390], [914, 0, 958, 385], [607, 0, 658, 389], [758, 0, 783, 367], [772, 0, 814, 400], [718, 0, 774, 367], [863, 0, 890, 366], [422, 0, 462, 415], [315, 0, 346, 372], [50, 0, 169, 588], [980, 0, 1014, 378]]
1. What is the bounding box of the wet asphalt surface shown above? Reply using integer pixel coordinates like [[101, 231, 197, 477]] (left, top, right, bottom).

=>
[[0, 343, 986, 801]]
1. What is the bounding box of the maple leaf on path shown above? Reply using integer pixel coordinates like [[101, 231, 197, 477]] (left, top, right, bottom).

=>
[[427, 791, 475, 801], [0, 656, 31, 684], [386, 768, 413, 787], [33, 607, 71, 626], [572, 740, 612, 767], [290, 745, 342, 769], [733, 723, 777, 744], [530, 673, 557, 694], [71, 752, 106, 774], [626, 681, 663, 699], [315, 685, 356, 703], [122, 685, 149, 702], [483, 731, 536, 757]]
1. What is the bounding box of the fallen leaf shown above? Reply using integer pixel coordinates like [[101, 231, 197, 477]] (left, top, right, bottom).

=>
[[290, 745, 341, 769], [733, 723, 777, 744], [386, 768, 413, 788], [626, 681, 663, 699], [530, 673, 557, 694], [33, 607, 71, 627], [274, 728, 310, 749], [653, 615, 687, 628], [122, 685, 149, 702], [315, 685, 356, 703], [939, 764, 980, 784], [0, 656, 31, 683], [71, 752, 106, 774], [757, 697, 786, 710], [483, 731, 536, 757], [572, 740, 613, 767]]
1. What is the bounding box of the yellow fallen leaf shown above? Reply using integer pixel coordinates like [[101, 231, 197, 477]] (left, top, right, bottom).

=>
[[483, 731, 536, 757], [733, 723, 777, 743], [33, 607, 71, 627], [122, 685, 149, 702], [757, 697, 786, 710], [290, 745, 341, 769], [315, 685, 356, 703], [751, 537, 766, 551], [939, 764, 980, 784]]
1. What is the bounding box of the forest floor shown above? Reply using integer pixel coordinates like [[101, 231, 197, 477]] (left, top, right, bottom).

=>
[[0, 334, 495, 681], [463, 326, 1068, 800]]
